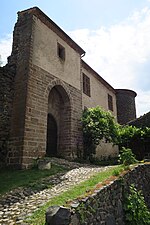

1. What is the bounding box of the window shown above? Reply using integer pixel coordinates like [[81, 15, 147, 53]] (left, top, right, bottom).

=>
[[108, 94, 113, 111], [57, 43, 65, 61], [83, 73, 91, 97]]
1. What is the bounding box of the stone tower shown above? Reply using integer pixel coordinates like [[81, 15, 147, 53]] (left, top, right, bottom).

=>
[[115, 89, 137, 125]]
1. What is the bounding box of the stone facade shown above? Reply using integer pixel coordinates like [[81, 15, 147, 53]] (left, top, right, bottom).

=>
[[82, 61, 119, 158], [0, 7, 137, 168], [46, 164, 150, 225]]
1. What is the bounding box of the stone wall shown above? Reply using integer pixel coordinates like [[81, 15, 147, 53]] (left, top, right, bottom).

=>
[[21, 64, 83, 166], [82, 61, 117, 118], [6, 11, 34, 168], [4, 8, 83, 168], [46, 164, 150, 225], [32, 13, 82, 91], [0, 66, 15, 168], [128, 111, 150, 128]]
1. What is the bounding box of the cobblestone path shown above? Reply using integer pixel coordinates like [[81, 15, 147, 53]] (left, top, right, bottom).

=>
[[0, 158, 113, 225]]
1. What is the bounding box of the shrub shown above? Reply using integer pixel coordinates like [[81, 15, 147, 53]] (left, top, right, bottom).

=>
[[112, 167, 123, 176], [124, 184, 150, 225], [118, 147, 137, 166]]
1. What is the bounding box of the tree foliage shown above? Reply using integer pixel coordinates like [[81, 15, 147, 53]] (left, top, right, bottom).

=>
[[117, 125, 150, 147], [117, 125, 150, 159], [81, 106, 150, 160], [81, 106, 118, 159]]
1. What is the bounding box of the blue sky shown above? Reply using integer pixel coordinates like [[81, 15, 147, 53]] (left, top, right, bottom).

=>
[[1, 0, 150, 117], [1, 0, 149, 36]]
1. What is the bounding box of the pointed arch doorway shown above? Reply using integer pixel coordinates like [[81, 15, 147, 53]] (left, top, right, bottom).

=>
[[46, 85, 71, 158], [46, 114, 57, 156]]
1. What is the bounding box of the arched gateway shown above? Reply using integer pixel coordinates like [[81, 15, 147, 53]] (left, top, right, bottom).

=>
[[46, 85, 71, 157]]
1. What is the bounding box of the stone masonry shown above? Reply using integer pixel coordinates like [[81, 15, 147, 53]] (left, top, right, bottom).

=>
[[0, 66, 15, 168], [2, 9, 83, 169], [0, 7, 137, 168], [115, 89, 137, 125]]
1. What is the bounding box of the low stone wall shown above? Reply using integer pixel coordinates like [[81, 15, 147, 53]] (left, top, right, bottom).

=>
[[46, 164, 150, 225]]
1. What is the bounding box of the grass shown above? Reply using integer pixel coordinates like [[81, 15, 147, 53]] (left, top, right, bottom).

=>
[[0, 164, 67, 195], [26, 165, 123, 225]]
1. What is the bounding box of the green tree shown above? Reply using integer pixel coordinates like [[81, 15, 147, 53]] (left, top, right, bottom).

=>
[[117, 125, 150, 159], [81, 106, 118, 160], [81, 106, 150, 161], [117, 125, 150, 147]]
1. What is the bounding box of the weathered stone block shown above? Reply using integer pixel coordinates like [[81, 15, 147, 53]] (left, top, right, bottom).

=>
[[38, 159, 51, 170], [46, 206, 71, 225]]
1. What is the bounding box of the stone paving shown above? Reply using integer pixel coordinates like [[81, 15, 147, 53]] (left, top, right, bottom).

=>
[[0, 158, 112, 225]]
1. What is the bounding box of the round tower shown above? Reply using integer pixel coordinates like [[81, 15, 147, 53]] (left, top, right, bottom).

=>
[[115, 89, 137, 125]]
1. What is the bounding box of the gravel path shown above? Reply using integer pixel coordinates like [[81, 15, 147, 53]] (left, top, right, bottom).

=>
[[0, 158, 113, 225]]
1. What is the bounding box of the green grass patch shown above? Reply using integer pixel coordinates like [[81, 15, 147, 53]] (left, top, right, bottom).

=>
[[26, 165, 122, 225], [0, 164, 67, 195]]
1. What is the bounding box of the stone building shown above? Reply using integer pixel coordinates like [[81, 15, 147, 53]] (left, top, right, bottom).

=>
[[0, 7, 137, 168]]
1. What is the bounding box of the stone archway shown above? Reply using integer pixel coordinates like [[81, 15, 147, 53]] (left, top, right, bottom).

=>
[[46, 85, 71, 157]]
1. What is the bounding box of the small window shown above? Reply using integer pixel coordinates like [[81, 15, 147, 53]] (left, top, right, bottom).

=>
[[108, 94, 113, 111], [83, 73, 91, 97], [57, 43, 65, 61]]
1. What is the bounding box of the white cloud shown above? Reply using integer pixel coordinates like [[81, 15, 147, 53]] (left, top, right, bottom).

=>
[[69, 7, 150, 117], [0, 34, 12, 65], [136, 90, 150, 116]]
